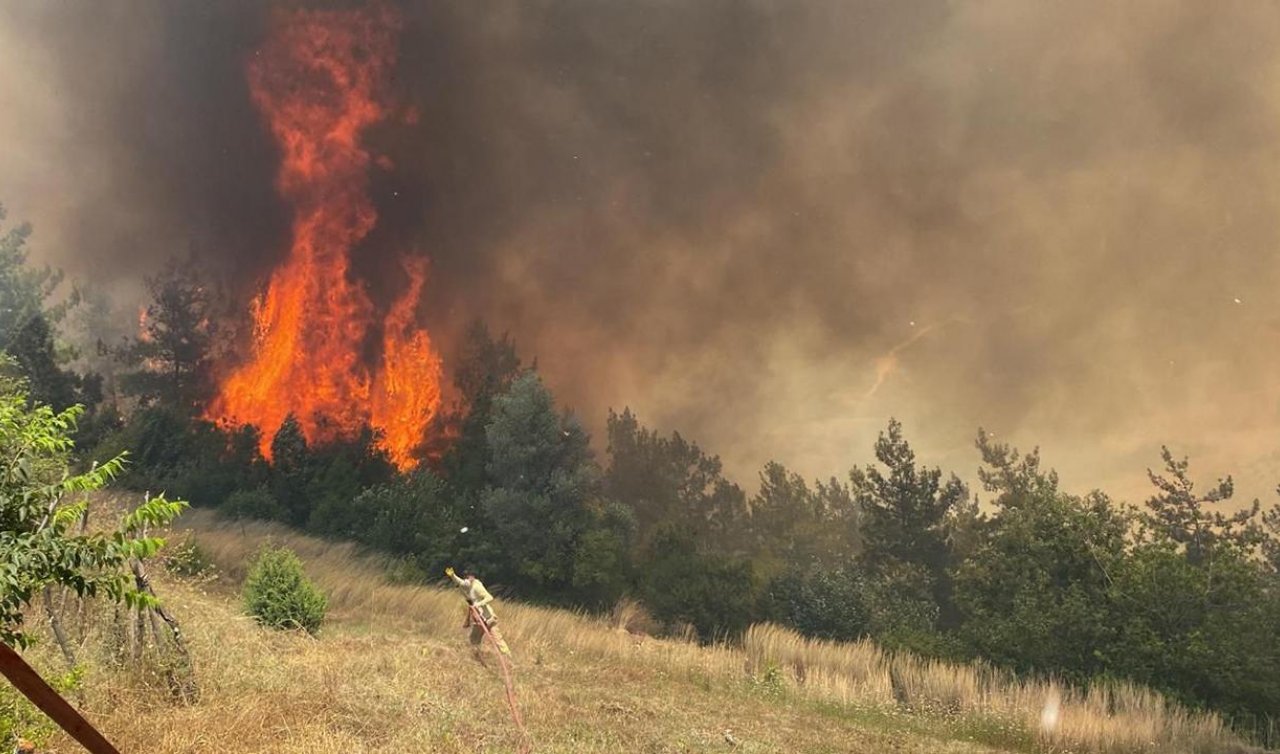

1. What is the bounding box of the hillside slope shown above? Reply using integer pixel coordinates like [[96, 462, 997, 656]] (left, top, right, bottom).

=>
[[20, 509, 1250, 754]]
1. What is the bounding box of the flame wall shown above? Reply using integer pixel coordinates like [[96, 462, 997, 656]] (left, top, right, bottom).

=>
[[206, 3, 442, 470]]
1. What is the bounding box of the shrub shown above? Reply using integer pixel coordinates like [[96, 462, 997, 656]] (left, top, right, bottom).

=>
[[766, 563, 872, 642], [638, 527, 761, 640], [221, 486, 285, 522], [163, 534, 214, 578], [355, 471, 458, 561], [242, 546, 327, 635], [96, 407, 267, 508]]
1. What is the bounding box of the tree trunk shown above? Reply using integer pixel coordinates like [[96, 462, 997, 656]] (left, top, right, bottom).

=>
[[130, 558, 198, 702], [41, 586, 76, 669], [132, 607, 145, 662]]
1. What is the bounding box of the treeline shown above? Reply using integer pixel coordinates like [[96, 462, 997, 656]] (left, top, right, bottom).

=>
[[2, 210, 1278, 734]]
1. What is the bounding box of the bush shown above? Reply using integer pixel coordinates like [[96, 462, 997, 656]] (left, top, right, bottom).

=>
[[355, 471, 458, 561], [638, 527, 761, 640], [221, 486, 285, 522], [94, 407, 267, 508], [767, 563, 871, 642], [242, 546, 327, 635], [163, 534, 214, 578]]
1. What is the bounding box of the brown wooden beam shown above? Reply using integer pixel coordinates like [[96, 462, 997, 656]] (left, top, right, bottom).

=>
[[0, 641, 120, 754]]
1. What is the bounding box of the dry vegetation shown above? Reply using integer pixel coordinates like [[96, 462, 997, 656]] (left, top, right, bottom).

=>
[[13, 508, 1260, 754]]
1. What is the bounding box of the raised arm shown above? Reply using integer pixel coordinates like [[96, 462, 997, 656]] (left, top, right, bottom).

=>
[[444, 566, 466, 588]]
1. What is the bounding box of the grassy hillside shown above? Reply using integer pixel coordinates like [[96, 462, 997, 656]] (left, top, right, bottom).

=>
[[14, 508, 1259, 754]]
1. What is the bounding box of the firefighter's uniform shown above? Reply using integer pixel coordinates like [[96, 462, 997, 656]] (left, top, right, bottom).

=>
[[447, 570, 511, 655]]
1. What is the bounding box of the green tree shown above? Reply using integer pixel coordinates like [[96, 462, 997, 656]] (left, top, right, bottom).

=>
[[605, 408, 750, 552], [749, 462, 857, 574], [750, 462, 814, 563], [301, 427, 396, 536], [768, 563, 948, 655], [0, 206, 88, 411], [1111, 537, 1279, 717], [66, 284, 128, 406], [0, 207, 76, 344], [0, 370, 187, 647], [953, 430, 1127, 679], [220, 486, 284, 522], [6, 315, 80, 411], [242, 546, 327, 635], [1144, 446, 1261, 566], [434, 321, 524, 576], [312, 470, 461, 576], [638, 526, 760, 640], [269, 415, 312, 527], [439, 320, 523, 495], [850, 419, 968, 626], [118, 258, 219, 412], [1107, 450, 1279, 718], [1263, 500, 1280, 574], [95, 406, 266, 508], [480, 372, 629, 606], [570, 500, 636, 609], [765, 561, 871, 642]]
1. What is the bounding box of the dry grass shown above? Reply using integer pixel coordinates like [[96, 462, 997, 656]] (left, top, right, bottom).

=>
[[15, 508, 1258, 754], [739, 624, 1246, 754]]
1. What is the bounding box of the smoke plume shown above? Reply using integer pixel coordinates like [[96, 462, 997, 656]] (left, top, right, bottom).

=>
[[3, 1, 1279, 501]]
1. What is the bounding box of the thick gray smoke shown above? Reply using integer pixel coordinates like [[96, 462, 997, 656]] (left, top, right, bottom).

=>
[[2, 1, 1279, 502]]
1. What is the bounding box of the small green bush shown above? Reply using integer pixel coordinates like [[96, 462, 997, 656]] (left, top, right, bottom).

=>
[[242, 546, 327, 635], [221, 486, 285, 522]]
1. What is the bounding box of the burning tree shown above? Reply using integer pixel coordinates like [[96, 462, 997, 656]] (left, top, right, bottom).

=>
[[206, 3, 443, 471], [119, 258, 220, 413]]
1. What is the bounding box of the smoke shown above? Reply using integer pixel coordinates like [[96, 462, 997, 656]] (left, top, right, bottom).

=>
[[3, 1, 1280, 501], [0, 1, 283, 313]]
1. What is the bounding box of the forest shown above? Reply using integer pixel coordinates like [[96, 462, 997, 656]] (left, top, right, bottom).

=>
[[1, 205, 1279, 740]]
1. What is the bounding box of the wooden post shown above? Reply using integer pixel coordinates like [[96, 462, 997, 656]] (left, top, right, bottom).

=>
[[0, 642, 120, 754]]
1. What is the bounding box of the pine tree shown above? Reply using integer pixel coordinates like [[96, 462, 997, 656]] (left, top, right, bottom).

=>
[[119, 258, 219, 412], [851, 419, 968, 618]]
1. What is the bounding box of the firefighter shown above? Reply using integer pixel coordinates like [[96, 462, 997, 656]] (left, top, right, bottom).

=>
[[445, 566, 511, 657]]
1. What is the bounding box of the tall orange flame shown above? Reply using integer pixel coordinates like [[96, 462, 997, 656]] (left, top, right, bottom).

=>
[[207, 3, 442, 470]]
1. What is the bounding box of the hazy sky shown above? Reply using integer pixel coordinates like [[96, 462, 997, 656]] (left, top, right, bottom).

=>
[[2, 0, 1279, 504]]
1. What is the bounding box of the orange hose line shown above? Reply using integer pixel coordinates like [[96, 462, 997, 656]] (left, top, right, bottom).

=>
[[470, 605, 533, 754]]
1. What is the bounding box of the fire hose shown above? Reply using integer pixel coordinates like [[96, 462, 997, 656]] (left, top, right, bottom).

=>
[[469, 604, 532, 754]]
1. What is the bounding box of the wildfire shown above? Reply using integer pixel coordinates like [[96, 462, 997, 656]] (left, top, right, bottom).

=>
[[207, 3, 443, 470], [137, 306, 152, 343]]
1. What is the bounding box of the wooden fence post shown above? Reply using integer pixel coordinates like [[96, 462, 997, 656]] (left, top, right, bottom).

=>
[[0, 642, 120, 754]]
